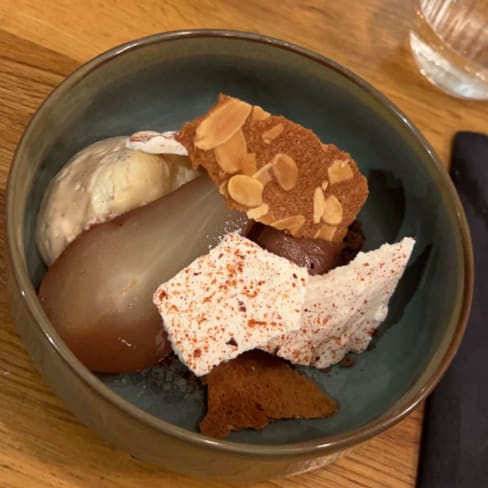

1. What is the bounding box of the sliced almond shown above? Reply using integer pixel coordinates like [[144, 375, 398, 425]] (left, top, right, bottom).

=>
[[253, 163, 273, 185], [246, 203, 269, 220], [214, 129, 247, 174], [195, 98, 252, 150], [251, 105, 270, 121], [227, 175, 263, 207], [272, 215, 305, 235], [270, 153, 298, 191], [321, 180, 329, 192], [322, 195, 343, 225], [313, 187, 325, 224], [314, 224, 337, 241], [240, 152, 257, 176], [328, 159, 354, 184], [262, 123, 284, 143], [218, 180, 229, 197], [259, 211, 275, 225]]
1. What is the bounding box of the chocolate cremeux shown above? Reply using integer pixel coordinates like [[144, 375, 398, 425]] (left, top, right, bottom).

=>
[[249, 220, 365, 275]]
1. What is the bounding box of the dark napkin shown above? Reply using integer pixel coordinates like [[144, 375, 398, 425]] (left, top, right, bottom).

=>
[[417, 132, 488, 487]]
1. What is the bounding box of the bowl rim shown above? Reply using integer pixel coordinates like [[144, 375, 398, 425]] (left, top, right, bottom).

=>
[[6, 28, 474, 457]]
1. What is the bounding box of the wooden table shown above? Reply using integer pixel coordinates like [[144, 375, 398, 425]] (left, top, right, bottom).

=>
[[0, 1, 486, 487]]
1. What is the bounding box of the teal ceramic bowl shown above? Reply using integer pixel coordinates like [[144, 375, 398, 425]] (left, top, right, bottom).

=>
[[6, 30, 473, 480]]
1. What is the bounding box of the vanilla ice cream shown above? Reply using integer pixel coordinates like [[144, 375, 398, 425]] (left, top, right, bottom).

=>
[[36, 134, 198, 265]]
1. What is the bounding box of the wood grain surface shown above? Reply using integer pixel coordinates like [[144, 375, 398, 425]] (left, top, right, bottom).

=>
[[0, 1, 486, 487]]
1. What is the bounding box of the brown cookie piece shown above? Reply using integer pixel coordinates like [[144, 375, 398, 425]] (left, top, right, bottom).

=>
[[199, 350, 337, 439], [177, 94, 368, 241]]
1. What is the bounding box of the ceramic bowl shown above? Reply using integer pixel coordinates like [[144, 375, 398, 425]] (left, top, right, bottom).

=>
[[5, 30, 473, 480]]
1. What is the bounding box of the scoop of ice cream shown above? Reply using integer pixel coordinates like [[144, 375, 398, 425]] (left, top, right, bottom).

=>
[[36, 134, 197, 265]]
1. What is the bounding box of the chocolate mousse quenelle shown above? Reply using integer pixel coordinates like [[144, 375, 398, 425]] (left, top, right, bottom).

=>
[[248, 220, 365, 275]]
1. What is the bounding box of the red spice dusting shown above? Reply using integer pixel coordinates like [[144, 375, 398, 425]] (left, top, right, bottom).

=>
[[248, 319, 267, 327], [158, 290, 168, 300], [193, 348, 202, 358]]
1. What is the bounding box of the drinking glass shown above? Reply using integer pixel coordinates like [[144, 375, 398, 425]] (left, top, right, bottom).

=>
[[410, 0, 488, 99]]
